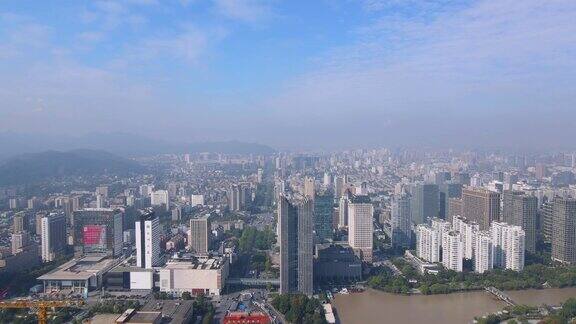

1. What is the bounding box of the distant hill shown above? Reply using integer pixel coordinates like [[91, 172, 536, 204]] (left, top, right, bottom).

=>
[[0, 132, 276, 160], [0, 149, 144, 186]]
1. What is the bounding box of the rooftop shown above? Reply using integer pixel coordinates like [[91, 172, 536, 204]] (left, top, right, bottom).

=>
[[38, 255, 116, 281]]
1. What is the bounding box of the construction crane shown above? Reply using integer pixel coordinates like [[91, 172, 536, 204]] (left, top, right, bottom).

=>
[[0, 299, 84, 324]]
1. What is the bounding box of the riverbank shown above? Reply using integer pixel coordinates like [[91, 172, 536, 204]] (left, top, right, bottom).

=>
[[332, 287, 576, 324]]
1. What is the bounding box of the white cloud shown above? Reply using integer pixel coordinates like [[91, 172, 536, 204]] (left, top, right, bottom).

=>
[[213, 0, 272, 23]]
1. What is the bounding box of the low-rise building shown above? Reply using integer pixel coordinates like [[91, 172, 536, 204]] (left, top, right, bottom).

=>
[[159, 256, 229, 296], [38, 255, 117, 298]]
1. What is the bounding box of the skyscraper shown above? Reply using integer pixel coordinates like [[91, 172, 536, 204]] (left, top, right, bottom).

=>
[[410, 183, 439, 224], [314, 191, 334, 242], [41, 213, 67, 262], [391, 193, 411, 248], [136, 209, 160, 269], [551, 197, 576, 265], [348, 195, 374, 262], [462, 187, 500, 230], [189, 217, 210, 254], [278, 195, 313, 295], [338, 195, 349, 228], [502, 191, 537, 253]]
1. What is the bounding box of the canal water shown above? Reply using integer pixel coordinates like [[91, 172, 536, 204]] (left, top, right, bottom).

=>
[[332, 288, 576, 324]]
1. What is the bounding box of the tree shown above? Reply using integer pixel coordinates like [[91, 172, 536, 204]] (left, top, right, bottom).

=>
[[182, 291, 192, 300]]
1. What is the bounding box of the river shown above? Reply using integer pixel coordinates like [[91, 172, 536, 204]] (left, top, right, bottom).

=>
[[332, 288, 576, 324]]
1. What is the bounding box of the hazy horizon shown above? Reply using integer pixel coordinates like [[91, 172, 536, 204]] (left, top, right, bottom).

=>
[[1, 0, 575, 150]]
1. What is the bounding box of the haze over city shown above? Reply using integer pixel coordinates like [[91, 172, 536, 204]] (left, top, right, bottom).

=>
[[2, 2, 576, 324], [1, 0, 576, 150]]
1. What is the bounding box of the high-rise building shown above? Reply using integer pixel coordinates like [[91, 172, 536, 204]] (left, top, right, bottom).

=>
[[323, 172, 332, 187], [73, 208, 123, 256], [314, 191, 334, 242], [448, 197, 463, 220], [452, 215, 479, 260], [136, 209, 161, 269], [410, 183, 439, 224], [415, 224, 440, 262], [552, 197, 576, 265], [96, 186, 109, 199], [41, 213, 67, 262], [151, 190, 170, 211], [13, 212, 26, 233], [491, 222, 525, 271], [11, 231, 30, 255], [334, 176, 346, 198], [278, 195, 313, 295], [474, 231, 493, 274], [439, 182, 462, 219], [502, 191, 537, 253], [540, 200, 554, 243], [189, 217, 210, 254], [303, 177, 315, 201], [462, 187, 500, 230], [431, 217, 452, 249], [348, 195, 374, 262], [338, 195, 349, 228], [228, 184, 251, 211], [442, 231, 463, 272], [391, 193, 411, 248]]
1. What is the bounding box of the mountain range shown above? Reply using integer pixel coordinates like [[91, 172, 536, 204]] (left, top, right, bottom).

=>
[[0, 149, 145, 186], [0, 132, 276, 161]]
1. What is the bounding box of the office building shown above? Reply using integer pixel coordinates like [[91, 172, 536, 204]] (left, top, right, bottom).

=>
[[151, 190, 170, 211], [474, 231, 493, 273], [189, 217, 210, 254], [278, 195, 314, 295], [348, 195, 374, 262], [416, 224, 440, 263], [314, 191, 334, 242], [502, 191, 537, 253], [552, 197, 576, 265], [410, 183, 439, 224], [462, 187, 500, 230], [442, 231, 463, 272], [439, 182, 462, 219], [303, 177, 315, 200], [448, 198, 463, 221], [136, 210, 161, 269], [41, 213, 67, 262], [73, 208, 123, 257], [391, 193, 412, 248]]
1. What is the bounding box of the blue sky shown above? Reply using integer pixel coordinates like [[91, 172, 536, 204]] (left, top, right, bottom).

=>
[[1, 0, 576, 149]]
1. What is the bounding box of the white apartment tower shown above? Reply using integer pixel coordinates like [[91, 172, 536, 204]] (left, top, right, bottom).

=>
[[442, 231, 463, 272], [474, 231, 493, 273], [416, 224, 440, 262]]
